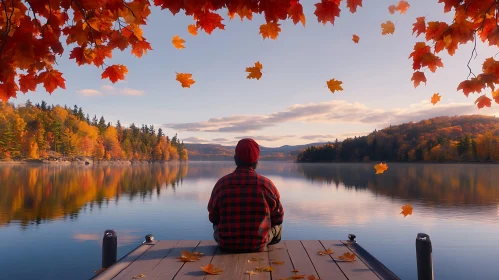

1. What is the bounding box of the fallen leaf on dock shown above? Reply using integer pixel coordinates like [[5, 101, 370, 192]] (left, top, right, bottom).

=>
[[374, 163, 388, 174], [201, 264, 223, 275], [308, 276, 321, 280], [263, 266, 274, 272], [94, 268, 105, 274], [400, 204, 413, 217], [292, 269, 300, 273], [272, 260, 285, 265], [290, 275, 307, 279], [178, 250, 202, 262], [317, 248, 334, 255], [192, 251, 205, 256], [336, 252, 356, 262], [245, 270, 259, 275], [248, 257, 263, 262], [132, 274, 146, 279]]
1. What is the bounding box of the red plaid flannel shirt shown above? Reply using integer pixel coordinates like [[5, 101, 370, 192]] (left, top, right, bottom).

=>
[[208, 166, 284, 252]]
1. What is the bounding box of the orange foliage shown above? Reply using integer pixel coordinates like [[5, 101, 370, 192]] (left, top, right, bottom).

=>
[[1, 0, 499, 108]]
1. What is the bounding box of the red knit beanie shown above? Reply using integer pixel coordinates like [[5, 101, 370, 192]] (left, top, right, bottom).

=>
[[235, 138, 260, 163]]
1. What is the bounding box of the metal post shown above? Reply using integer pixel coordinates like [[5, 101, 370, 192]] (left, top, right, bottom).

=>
[[102, 230, 117, 269], [348, 233, 357, 243], [144, 234, 154, 243], [416, 233, 434, 280]]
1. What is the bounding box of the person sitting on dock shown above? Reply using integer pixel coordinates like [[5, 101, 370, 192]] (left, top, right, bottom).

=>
[[208, 138, 284, 253]]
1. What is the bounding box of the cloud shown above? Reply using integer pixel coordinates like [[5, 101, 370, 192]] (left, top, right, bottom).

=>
[[300, 131, 373, 142], [78, 89, 103, 96], [165, 100, 496, 133], [212, 138, 231, 142], [235, 135, 296, 142], [183, 137, 210, 143], [79, 85, 145, 96]]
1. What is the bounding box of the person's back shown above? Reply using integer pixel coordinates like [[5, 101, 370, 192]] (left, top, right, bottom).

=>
[[208, 138, 284, 252]]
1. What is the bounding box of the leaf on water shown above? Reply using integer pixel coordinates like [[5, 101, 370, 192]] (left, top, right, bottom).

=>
[[201, 264, 223, 275], [317, 248, 334, 255], [336, 252, 356, 262], [326, 78, 343, 93], [400, 204, 413, 217], [374, 163, 388, 174]]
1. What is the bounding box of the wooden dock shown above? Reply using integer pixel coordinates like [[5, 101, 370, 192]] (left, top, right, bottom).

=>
[[93, 238, 400, 280]]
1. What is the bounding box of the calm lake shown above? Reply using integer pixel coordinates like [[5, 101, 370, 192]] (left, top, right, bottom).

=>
[[1, 162, 498, 279]]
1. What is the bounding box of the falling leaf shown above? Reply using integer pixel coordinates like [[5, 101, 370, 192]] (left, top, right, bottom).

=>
[[347, 0, 363, 13], [327, 79, 343, 93], [412, 17, 426, 37], [188, 24, 198, 36], [397, 0, 410, 14], [315, 0, 341, 25], [245, 270, 259, 275], [101, 65, 128, 83], [374, 163, 388, 174], [176, 72, 195, 88], [337, 252, 356, 262], [352, 34, 360, 43], [259, 22, 281, 40], [201, 264, 223, 275], [475, 95, 492, 109], [133, 274, 146, 279], [400, 204, 413, 217], [317, 248, 334, 255], [431, 93, 441, 105], [411, 71, 427, 88], [272, 260, 285, 265], [381, 21, 395, 35], [172, 35, 185, 49], [246, 61, 263, 80]]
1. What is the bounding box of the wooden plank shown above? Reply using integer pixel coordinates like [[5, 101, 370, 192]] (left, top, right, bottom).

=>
[[340, 240, 400, 280], [204, 249, 248, 280], [283, 240, 319, 279], [320, 240, 380, 280], [112, 240, 179, 280], [93, 242, 156, 280], [175, 240, 219, 280], [150, 240, 201, 279], [301, 240, 347, 280], [240, 250, 271, 280], [267, 242, 295, 280]]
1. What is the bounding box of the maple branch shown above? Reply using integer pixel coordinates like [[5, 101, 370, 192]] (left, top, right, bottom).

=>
[[122, 1, 137, 19], [25, 0, 43, 33], [0, 0, 15, 56], [467, 33, 478, 79], [474, 1, 498, 32]]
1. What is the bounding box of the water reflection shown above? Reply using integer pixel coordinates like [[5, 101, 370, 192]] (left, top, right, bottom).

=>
[[0, 163, 188, 228], [1, 162, 499, 229]]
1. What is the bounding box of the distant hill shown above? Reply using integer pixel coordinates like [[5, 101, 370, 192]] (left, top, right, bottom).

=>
[[297, 115, 499, 162], [184, 142, 326, 161]]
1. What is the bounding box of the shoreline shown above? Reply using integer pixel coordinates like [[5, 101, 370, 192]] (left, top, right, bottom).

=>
[[0, 159, 187, 165]]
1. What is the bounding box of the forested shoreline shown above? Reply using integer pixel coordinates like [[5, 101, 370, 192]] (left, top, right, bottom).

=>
[[297, 115, 499, 163], [0, 101, 188, 162]]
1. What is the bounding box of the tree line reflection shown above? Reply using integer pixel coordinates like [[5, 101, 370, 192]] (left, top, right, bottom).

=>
[[1, 162, 498, 228]]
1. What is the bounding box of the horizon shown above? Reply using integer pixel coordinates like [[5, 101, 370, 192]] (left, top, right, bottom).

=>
[[8, 0, 499, 147]]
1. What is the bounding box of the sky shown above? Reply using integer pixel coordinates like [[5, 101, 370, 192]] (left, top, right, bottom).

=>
[[10, 0, 499, 147]]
